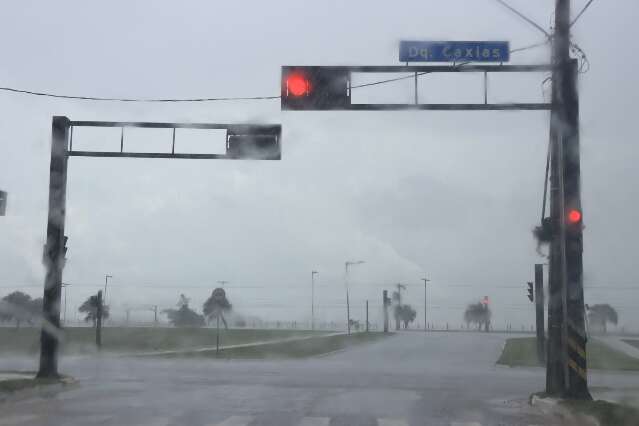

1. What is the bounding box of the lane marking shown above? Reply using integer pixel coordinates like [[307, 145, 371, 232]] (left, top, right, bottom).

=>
[[211, 416, 254, 426], [378, 419, 409, 426], [298, 417, 330, 426]]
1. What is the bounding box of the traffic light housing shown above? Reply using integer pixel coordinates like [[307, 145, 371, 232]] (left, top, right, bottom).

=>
[[0, 190, 6, 216], [527, 282, 534, 302], [225, 125, 281, 160], [281, 66, 350, 110]]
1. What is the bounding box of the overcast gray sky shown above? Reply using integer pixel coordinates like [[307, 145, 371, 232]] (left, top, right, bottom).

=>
[[0, 0, 637, 329]]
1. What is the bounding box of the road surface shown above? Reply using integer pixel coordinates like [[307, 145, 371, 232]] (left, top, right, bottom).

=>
[[1, 332, 637, 425]]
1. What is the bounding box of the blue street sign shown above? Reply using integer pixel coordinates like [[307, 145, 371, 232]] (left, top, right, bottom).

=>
[[399, 41, 510, 63]]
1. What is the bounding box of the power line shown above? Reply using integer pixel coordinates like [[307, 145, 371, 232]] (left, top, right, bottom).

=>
[[0, 86, 280, 103], [493, 0, 551, 38], [570, 0, 596, 27]]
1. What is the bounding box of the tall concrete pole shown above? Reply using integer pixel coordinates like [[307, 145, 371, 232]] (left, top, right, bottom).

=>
[[37, 116, 70, 379]]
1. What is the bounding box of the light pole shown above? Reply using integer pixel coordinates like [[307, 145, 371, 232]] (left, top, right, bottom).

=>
[[311, 271, 318, 331], [104, 274, 112, 305], [345, 260, 365, 335], [421, 278, 430, 331], [61, 283, 70, 325], [217, 280, 228, 288]]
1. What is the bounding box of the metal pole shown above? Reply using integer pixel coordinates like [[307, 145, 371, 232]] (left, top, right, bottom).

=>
[[62, 283, 69, 325], [344, 261, 364, 335], [96, 290, 103, 349], [37, 116, 70, 379], [383, 290, 389, 333], [366, 300, 369, 332], [104, 274, 112, 305], [422, 278, 430, 332], [311, 271, 318, 331], [535, 264, 546, 363], [216, 315, 220, 355]]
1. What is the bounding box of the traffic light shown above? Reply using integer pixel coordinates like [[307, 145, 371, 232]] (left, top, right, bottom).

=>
[[567, 208, 582, 225], [225, 125, 281, 160], [281, 66, 350, 110], [0, 190, 6, 216], [527, 282, 534, 302]]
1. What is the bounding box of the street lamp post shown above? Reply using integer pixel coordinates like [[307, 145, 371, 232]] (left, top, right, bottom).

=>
[[217, 280, 229, 288], [311, 271, 319, 331], [345, 260, 365, 335], [104, 274, 112, 305], [421, 278, 430, 331], [61, 283, 70, 325]]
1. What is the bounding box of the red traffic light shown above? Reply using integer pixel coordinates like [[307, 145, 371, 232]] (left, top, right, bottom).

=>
[[286, 73, 310, 97], [567, 209, 582, 224]]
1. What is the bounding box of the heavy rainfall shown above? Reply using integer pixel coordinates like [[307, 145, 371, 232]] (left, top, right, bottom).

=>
[[1, 1, 639, 425]]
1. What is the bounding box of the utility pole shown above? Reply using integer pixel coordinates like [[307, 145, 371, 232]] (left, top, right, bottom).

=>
[[365, 300, 369, 332], [104, 274, 112, 314], [383, 290, 390, 333], [37, 116, 69, 379], [217, 280, 228, 288], [345, 260, 364, 335], [547, 0, 590, 399], [535, 264, 546, 364], [152, 305, 158, 326], [61, 283, 70, 325], [311, 271, 318, 331], [421, 278, 430, 332], [96, 290, 103, 349]]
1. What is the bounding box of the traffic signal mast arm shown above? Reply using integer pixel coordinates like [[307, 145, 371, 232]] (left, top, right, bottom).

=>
[[281, 64, 554, 111]]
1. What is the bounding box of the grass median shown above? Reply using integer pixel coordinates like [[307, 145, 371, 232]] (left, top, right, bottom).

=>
[[498, 337, 639, 371], [0, 327, 329, 355], [0, 372, 76, 399], [152, 332, 389, 359]]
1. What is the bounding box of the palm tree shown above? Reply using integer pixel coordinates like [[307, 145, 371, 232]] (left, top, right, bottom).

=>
[[397, 304, 417, 329], [79, 295, 110, 327], [203, 288, 232, 329], [587, 304, 618, 334], [463, 302, 491, 332]]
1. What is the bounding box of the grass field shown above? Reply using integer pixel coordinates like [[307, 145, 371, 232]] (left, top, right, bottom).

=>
[[153, 332, 389, 359], [497, 337, 639, 371], [0, 327, 329, 355]]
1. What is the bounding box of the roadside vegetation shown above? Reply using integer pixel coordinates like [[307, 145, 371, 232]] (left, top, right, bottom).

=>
[[498, 337, 639, 371]]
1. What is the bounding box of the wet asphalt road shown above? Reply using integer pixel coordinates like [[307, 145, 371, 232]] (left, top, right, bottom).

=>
[[1, 331, 637, 426]]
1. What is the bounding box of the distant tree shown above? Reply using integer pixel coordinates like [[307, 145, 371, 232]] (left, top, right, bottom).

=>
[[202, 288, 232, 330], [1, 291, 38, 328], [463, 302, 491, 332], [587, 304, 618, 334], [349, 318, 361, 331], [163, 294, 205, 328], [391, 289, 405, 330], [79, 295, 110, 327], [177, 294, 190, 309], [396, 304, 417, 329]]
